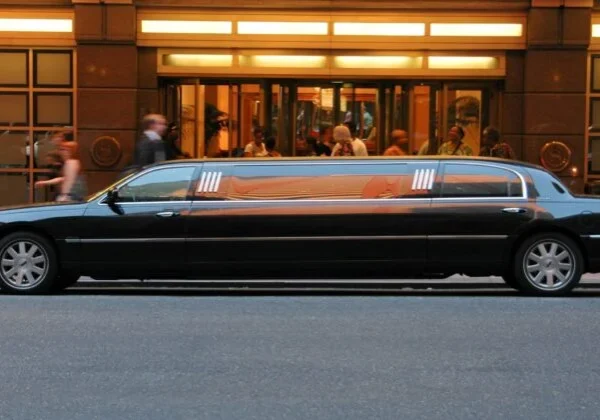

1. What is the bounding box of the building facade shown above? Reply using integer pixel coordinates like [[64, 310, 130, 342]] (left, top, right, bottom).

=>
[[0, 0, 596, 204]]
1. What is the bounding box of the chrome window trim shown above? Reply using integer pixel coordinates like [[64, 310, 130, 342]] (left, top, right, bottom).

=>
[[434, 161, 528, 200], [96, 164, 200, 206], [191, 198, 432, 205], [94, 160, 529, 205], [98, 201, 193, 206], [231, 160, 439, 167]]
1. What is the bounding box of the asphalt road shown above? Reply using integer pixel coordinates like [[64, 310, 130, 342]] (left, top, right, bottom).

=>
[[1, 293, 600, 420]]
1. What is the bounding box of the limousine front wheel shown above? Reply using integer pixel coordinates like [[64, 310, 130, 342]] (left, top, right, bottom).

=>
[[0, 232, 58, 294], [514, 233, 583, 296]]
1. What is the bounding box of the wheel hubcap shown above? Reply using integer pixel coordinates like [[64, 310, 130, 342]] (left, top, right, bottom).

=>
[[0, 240, 48, 290], [523, 240, 574, 290]]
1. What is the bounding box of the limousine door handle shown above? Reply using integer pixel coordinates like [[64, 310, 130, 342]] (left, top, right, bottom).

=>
[[156, 211, 179, 218], [502, 207, 527, 214]]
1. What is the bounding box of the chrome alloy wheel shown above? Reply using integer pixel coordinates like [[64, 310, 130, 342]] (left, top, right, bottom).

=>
[[0, 240, 49, 290], [523, 240, 574, 290]]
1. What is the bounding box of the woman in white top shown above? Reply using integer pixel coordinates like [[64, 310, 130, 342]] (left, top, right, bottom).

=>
[[244, 127, 269, 158]]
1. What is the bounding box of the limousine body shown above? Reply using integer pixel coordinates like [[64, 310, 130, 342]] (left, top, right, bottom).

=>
[[0, 156, 598, 296]]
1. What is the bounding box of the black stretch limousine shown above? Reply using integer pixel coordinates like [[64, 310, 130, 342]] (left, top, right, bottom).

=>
[[0, 156, 599, 296]]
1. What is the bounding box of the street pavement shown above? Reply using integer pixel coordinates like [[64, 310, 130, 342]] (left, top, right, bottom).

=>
[[1, 292, 600, 419]]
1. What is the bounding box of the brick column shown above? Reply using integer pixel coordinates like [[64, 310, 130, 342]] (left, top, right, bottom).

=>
[[73, 1, 144, 193], [508, 4, 591, 192]]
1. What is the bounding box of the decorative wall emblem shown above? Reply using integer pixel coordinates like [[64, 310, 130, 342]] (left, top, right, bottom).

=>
[[90, 136, 121, 168], [540, 141, 571, 173]]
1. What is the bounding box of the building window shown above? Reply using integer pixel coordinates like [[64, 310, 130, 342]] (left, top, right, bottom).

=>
[[34, 50, 72, 87], [34, 93, 72, 126], [0, 48, 75, 204], [0, 50, 28, 87]]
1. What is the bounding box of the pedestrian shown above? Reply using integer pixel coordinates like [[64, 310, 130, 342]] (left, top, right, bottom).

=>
[[35, 141, 86, 202], [332, 125, 355, 157], [331, 121, 368, 156], [244, 126, 269, 157], [384, 129, 409, 156], [265, 136, 282, 157], [480, 126, 516, 159], [164, 122, 190, 160], [438, 126, 473, 156], [133, 114, 168, 167]]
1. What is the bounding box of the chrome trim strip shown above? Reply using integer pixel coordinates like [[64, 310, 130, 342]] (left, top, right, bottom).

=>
[[432, 197, 527, 202], [416, 169, 424, 190], [79, 238, 186, 244], [188, 235, 426, 242], [427, 169, 436, 190], [233, 161, 439, 167], [212, 172, 223, 192], [197, 171, 208, 193], [588, 235, 600, 239], [99, 201, 193, 206], [206, 172, 216, 192], [429, 235, 508, 240], [196, 198, 432, 205], [411, 170, 419, 190], [77, 235, 507, 244]]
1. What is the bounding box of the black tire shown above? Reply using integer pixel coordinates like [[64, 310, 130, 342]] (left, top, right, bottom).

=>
[[0, 231, 58, 294], [513, 233, 583, 296], [52, 271, 80, 292]]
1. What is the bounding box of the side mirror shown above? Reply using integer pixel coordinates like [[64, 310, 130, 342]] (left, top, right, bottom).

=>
[[106, 188, 119, 204], [105, 188, 124, 215]]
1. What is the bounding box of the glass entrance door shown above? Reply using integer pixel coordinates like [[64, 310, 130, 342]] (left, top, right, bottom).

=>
[[444, 84, 491, 156], [161, 78, 499, 159]]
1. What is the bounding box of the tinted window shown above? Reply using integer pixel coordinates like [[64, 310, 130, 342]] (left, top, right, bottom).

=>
[[526, 167, 571, 200], [441, 164, 523, 198], [228, 163, 434, 200], [118, 167, 195, 202]]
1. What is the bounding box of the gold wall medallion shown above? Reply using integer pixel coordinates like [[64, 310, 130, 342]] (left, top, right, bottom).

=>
[[540, 141, 571, 173], [90, 136, 122, 168]]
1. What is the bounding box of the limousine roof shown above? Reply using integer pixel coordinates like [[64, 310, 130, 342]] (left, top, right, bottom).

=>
[[153, 156, 546, 172]]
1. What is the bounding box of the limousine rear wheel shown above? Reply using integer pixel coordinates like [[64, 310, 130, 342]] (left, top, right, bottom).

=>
[[0, 232, 58, 294], [514, 233, 583, 296]]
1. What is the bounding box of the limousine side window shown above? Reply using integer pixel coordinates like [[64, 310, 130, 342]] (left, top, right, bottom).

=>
[[117, 167, 196, 202], [441, 164, 523, 198], [227, 163, 434, 200]]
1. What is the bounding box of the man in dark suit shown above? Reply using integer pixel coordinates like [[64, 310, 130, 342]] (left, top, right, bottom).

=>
[[133, 114, 168, 167]]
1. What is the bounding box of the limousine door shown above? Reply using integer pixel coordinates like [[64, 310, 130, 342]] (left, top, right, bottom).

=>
[[427, 162, 535, 275], [81, 165, 198, 278], [186, 160, 438, 278]]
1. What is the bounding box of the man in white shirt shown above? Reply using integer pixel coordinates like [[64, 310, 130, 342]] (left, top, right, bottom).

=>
[[331, 121, 368, 156], [244, 126, 269, 157]]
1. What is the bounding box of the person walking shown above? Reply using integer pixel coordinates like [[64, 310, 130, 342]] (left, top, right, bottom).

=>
[[164, 122, 190, 160], [35, 141, 86, 202], [133, 114, 168, 166]]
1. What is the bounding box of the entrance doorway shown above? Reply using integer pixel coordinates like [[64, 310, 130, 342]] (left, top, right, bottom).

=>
[[160, 79, 499, 158]]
